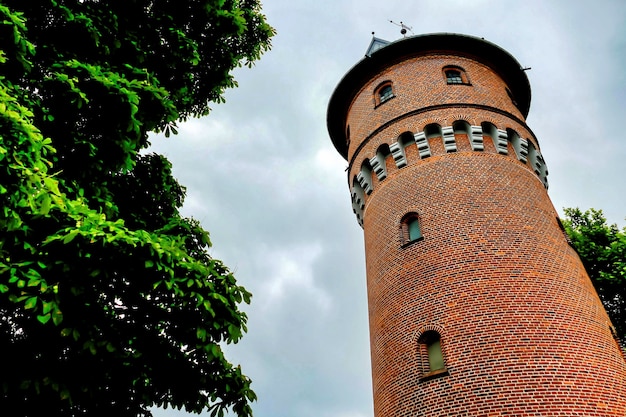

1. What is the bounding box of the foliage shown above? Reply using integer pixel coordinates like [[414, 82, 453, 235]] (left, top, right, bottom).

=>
[[0, 1, 274, 416], [562, 208, 626, 342]]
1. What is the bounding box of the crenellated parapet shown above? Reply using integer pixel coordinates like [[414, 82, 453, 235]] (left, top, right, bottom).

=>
[[349, 121, 548, 226]]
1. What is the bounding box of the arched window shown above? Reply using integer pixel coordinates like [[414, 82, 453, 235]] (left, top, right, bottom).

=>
[[380, 85, 393, 101], [424, 123, 442, 139], [481, 122, 498, 140], [452, 120, 470, 134], [401, 213, 423, 246], [418, 330, 448, 380], [421, 331, 445, 371], [374, 81, 394, 106], [408, 218, 422, 241], [446, 69, 463, 84], [443, 66, 470, 85]]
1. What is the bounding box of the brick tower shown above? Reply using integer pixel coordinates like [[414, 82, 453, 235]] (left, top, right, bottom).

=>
[[327, 33, 626, 416]]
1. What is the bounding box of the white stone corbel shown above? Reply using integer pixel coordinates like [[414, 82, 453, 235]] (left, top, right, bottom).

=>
[[536, 153, 549, 188], [389, 142, 407, 168], [414, 132, 431, 158], [351, 185, 365, 227], [496, 129, 508, 155], [351, 185, 365, 210], [470, 125, 484, 151], [517, 137, 528, 163], [442, 126, 457, 152], [357, 170, 373, 194], [369, 154, 387, 181]]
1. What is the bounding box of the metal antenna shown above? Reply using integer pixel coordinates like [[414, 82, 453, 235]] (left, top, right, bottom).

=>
[[389, 20, 413, 37]]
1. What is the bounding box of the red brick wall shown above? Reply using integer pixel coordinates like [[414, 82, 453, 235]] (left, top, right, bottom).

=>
[[346, 54, 526, 161], [347, 51, 626, 416]]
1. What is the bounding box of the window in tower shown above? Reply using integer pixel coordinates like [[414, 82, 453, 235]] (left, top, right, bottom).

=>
[[443, 66, 470, 85], [418, 330, 448, 380], [401, 213, 423, 247], [446, 70, 462, 84], [380, 85, 393, 101], [374, 81, 394, 106], [408, 218, 422, 241]]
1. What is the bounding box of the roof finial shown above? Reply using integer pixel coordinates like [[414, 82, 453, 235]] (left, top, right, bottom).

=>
[[389, 20, 413, 37]]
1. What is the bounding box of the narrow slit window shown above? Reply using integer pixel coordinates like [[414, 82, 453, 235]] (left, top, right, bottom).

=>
[[418, 330, 448, 380], [408, 218, 422, 241], [401, 213, 423, 246], [427, 339, 445, 371]]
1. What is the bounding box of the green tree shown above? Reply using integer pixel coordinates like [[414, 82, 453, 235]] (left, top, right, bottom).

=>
[[0, 1, 274, 416], [562, 208, 626, 342]]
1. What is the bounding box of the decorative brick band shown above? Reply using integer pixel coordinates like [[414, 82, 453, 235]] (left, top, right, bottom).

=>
[[347, 103, 538, 169], [349, 122, 549, 226]]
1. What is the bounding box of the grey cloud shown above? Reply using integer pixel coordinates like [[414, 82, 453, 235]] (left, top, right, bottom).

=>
[[150, 1, 626, 416]]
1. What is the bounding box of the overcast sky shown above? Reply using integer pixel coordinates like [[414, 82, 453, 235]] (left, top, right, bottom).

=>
[[149, 1, 626, 416]]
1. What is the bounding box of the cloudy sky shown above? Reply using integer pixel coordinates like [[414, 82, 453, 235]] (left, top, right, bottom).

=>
[[150, 1, 626, 416]]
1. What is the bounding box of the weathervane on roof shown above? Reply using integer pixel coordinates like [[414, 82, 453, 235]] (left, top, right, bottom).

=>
[[389, 20, 413, 37]]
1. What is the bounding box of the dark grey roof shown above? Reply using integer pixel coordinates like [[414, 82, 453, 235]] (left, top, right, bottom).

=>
[[365, 36, 391, 57], [327, 33, 532, 160]]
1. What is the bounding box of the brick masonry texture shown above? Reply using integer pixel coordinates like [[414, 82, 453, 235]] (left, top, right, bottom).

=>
[[342, 49, 626, 415], [346, 55, 527, 161]]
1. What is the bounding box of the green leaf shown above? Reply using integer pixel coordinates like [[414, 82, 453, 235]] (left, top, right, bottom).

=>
[[39, 193, 51, 215], [24, 296, 38, 309], [62, 230, 79, 244], [42, 301, 53, 314], [196, 327, 206, 341], [52, 309, 63, 326], [37, 314, 51, 324]]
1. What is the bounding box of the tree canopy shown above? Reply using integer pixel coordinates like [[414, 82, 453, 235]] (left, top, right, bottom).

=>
[[562, 208, 626, 342], [0, 1, 274, 416]]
